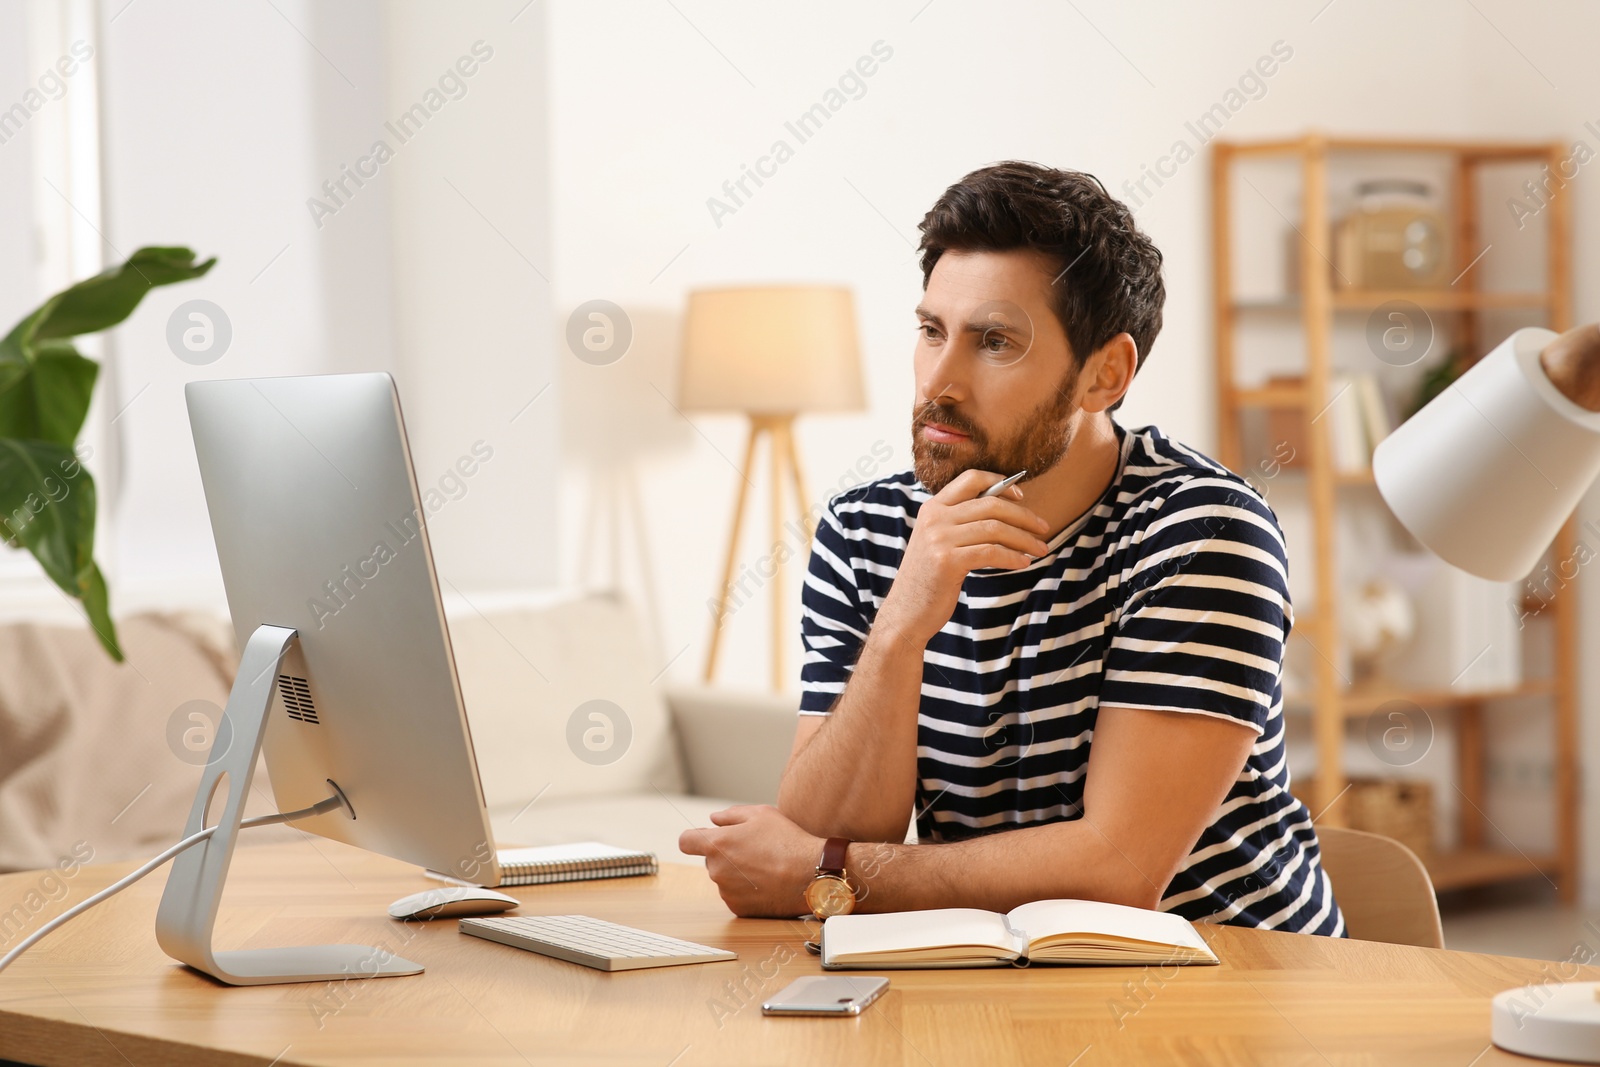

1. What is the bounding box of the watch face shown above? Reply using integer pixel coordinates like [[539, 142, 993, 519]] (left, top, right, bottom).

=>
[[806, 875, 855, 918]]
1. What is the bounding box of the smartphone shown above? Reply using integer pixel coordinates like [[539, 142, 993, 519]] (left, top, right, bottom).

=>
[[761, 975, 889, 1017]]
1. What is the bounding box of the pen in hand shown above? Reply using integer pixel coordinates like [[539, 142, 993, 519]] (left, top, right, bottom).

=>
[[978, 470, 1028, 499]]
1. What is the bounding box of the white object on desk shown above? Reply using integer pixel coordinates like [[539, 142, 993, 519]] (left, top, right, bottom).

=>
[[1492, 984, 1600, 1062], [388, 887, 519, 921], [157, 374, 512, 986], [460, 914, 736, 971], [426, 841, 657, 887]]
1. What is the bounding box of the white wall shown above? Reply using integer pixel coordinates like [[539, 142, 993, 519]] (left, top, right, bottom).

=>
[[384, 0, 558, 592], [91, 0, 395, 612]]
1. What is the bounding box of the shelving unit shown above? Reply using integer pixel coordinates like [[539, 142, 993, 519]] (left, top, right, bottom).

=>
[[1210, 133, 1577, 900]]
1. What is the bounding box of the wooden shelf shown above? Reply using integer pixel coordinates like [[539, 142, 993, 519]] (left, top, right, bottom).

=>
[[1226, 133, 1557, 160], [1521, 595, 1555, 617], [1336, 680, 1556, 717], [1336, 289, 1549, 310], [1289, 613, 1324, 639], [1282, 680, 1557, 714], [1234, 290, 1549, 313], [1213, 133, 1577, 902], [1244, 465, 1378, 485], [1266, 467, 1378, 484], [1233, 383, 1307, 408], [1425, 848, 1561, 893]]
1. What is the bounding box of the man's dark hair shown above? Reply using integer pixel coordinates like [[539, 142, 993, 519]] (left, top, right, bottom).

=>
[[917, 161, 1165, 411]]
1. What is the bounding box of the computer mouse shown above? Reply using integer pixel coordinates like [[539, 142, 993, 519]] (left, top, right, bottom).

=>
[[388, 886, 520, 920]]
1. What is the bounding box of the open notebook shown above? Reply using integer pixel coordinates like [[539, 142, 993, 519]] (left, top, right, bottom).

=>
[[821, 899, 1219, 969], [425, 842, 657, 888]]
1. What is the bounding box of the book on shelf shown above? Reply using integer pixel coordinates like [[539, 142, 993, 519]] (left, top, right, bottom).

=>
[[1328, 374, 1369, 473], [425, 842, 658, 888], [820, 899, 1218, 970], [1353, 373, 1392, 451], [1325, 372, 1392, 473]]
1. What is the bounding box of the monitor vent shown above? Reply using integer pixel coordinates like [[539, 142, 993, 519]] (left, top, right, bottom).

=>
[[278, 675, 320, 724]]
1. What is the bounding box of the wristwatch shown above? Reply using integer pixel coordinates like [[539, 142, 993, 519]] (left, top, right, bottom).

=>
[[804, 837, 857, 919]]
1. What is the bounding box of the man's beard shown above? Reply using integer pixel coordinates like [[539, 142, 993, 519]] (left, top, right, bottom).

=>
[[911, 366, 1080, 495]]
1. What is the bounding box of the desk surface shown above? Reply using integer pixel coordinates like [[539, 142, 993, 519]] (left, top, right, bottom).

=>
[[0, 837, 1590, 1066]]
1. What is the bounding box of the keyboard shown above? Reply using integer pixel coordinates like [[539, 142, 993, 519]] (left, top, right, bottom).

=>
[[459, 914, 737, 972]]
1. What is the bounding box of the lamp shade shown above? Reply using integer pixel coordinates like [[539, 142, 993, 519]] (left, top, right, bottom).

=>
[[1374, 327, 1600, 582], [678, 286, 864, 414]]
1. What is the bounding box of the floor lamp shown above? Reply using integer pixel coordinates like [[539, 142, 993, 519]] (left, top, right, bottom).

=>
[[679, 286, 864, 691], [1374, 324, 1600, 1062]]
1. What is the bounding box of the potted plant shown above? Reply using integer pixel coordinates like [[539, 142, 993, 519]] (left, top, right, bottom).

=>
[[0, 246, 216, 661]]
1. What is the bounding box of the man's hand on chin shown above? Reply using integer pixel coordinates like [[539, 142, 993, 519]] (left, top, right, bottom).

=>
[[678, 805, 820, 918]]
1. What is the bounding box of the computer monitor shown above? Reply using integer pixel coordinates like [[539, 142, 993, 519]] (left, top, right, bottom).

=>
[[155, 372, 502, 985]]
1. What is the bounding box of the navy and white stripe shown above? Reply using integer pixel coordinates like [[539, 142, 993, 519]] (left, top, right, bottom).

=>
[[799, 423, 1345, 936]]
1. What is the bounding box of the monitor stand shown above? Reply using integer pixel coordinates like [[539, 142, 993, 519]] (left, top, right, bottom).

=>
[[154, 624, 424, 986]]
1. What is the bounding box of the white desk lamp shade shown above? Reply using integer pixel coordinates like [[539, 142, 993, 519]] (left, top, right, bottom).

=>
[[678, 286, 864, 414], [1374, 327, 1600, 582]]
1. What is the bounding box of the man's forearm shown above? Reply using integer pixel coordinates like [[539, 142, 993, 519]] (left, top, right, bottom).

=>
[[777, 619, 927, 842], [843, 818, 1170, 915]]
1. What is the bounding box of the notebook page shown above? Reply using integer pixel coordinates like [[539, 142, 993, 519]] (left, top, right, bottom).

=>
[[1005, 899, 1213, 956], [823, 908, 1017, 960]]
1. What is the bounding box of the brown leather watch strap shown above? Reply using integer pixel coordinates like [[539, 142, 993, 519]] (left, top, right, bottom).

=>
[[819, 837, 850, 875]]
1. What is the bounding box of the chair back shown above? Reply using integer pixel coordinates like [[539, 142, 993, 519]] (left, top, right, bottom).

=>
[[1315, 825, 1444, 949]]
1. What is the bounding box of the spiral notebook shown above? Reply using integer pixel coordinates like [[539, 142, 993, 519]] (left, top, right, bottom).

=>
[[424, 842, 658, 888]]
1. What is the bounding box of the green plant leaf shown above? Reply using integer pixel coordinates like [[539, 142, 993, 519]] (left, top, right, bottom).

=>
[[1408, 348, 1462, 420], [0, 340, 99, 446], [0, 245, 214, 663], [0, 437, 121, 660], [31, 246, 216, 341], [78, 560, 120, 662], [29, 342, 100, 447], [0, 310, 43, 405], [0, 247, 215, 444]]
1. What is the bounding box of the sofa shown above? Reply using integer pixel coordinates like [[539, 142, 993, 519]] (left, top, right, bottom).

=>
[[0, 592, 799, 874]]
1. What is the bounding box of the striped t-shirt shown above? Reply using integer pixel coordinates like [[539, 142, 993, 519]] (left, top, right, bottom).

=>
[[799, 422, 1345, 935]]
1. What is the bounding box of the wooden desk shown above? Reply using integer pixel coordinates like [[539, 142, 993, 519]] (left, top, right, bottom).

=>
[[0, 838, 1592, 1066]]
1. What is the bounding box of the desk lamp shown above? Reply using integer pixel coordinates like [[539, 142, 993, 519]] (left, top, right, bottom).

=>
[[679, 285, 864, 691], [1373, 323, 1600, 1061]]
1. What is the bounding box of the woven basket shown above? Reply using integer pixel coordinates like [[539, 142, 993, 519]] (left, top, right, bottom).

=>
[[1293, 776, 1434, 860]]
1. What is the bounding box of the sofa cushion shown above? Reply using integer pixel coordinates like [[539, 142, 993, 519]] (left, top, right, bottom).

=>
[[446, 593, 686, 811], [0, 612, 282, 871], [665, 685, 798, 805]]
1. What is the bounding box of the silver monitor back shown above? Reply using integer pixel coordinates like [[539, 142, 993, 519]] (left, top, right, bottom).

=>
[[185, 372, 500, 887]]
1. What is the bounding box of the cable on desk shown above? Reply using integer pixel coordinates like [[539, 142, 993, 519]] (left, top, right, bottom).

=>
[[0, 790, 350, 975]]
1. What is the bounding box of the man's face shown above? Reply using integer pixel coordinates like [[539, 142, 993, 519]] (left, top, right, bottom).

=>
[[911, 249, 1081, 494]]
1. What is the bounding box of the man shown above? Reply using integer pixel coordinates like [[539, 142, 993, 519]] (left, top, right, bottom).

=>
[[681, 161, 1344, 936]]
